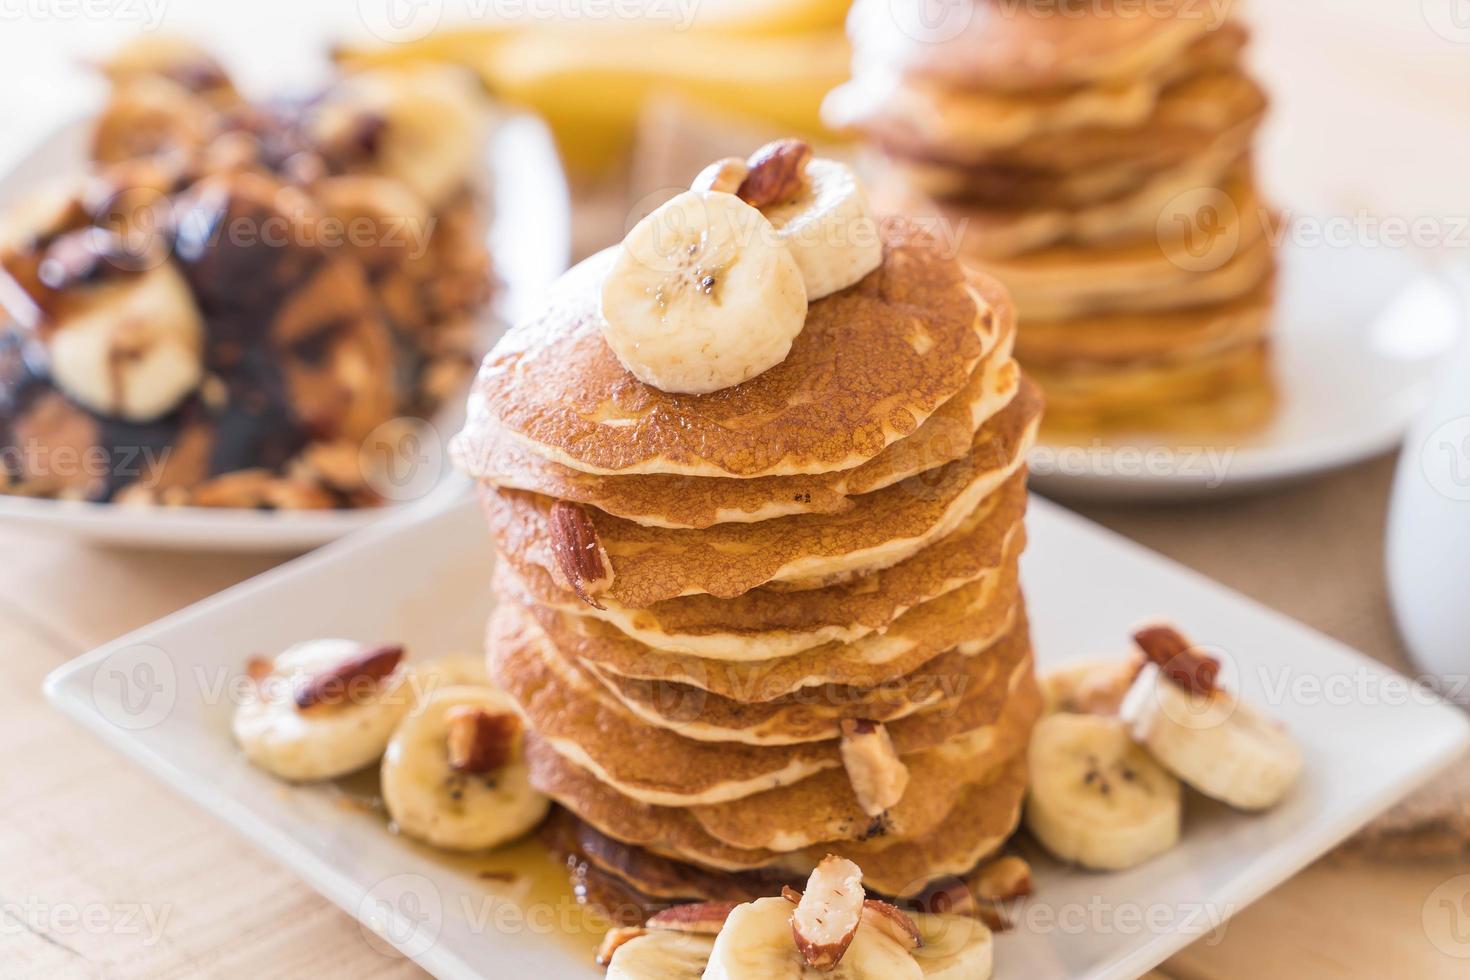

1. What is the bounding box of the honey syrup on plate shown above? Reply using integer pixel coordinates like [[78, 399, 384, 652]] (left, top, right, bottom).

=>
[[331, 769, 610, 962]]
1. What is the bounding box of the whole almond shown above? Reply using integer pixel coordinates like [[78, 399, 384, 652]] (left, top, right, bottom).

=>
[[445, 705, 521, 773], [736, 138, 811, 209], [294, 643, 404, 710], [548, 500, 613, 609]]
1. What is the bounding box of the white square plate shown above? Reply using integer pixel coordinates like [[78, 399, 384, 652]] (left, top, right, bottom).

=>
[[45, 498, 1470, 979]]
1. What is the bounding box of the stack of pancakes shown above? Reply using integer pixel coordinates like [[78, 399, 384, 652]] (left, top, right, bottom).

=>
[[827, 0, 1277, 434], [454, 219, 1043, 914]]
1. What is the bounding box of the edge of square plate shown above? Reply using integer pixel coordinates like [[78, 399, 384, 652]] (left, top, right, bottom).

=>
[[41, 497, 1470, 978], [1025, 497, 1470, 978]]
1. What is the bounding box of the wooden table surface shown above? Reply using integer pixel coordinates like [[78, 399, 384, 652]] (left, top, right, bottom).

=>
[[6, 3, 1470, 978]]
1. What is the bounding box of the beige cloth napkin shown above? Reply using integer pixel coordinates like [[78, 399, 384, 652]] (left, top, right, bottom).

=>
[[606, 102, 1470, 856]]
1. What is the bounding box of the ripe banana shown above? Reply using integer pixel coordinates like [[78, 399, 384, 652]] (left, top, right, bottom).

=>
[[759, 157, 883, 301], [1120, 663, 1302, 811], [380, 685, 549, 851], [413, 653, 491, 694], [704, 896, 923, 980], [606, 931, 718, 980], [1040, 656, 1143, 716], [46, 261, 205, 423], [233, 639, 414, 782], [911, 913, 994, 980], [483, 29, 850, 174], [1025, 712, 1182, 871], [600, 190, 808, 394]]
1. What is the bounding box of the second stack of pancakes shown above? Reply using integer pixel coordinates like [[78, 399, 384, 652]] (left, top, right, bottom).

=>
[[455, 219, 1043, 913], [827, 0, 1278, 435]]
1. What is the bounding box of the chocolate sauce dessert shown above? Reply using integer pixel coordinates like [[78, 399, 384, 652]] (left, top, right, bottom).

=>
[[0, 38, 493, 508]]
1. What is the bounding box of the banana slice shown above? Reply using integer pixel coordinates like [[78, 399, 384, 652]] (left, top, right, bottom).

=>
[[311, 67, 484, 209], [911, 913, 994, 980], [1025, 712, 1182, 871], [600, 189, 808, 394], [761, 157, 883, 301], [1040, 655, 1143, 716], [380, 685, 549, 851], [1120, 663, 1302, 811], [704, 896, 922, 980], [606, 932, 717, 980], [233, 639, 413, 782], [412, 654, 490, 695], [46, 260, 205, 422]]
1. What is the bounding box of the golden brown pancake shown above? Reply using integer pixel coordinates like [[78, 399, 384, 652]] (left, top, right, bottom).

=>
[[876, 70, 1265, 173], [682, 693, 1037, 852], [458, 325, 1020, 530], [500, 470, 1029, 662], [979, 179, 1274, 321], [1034, 340, 1276, 434], [829, 23, 1250, 161], [845, 0, 1234, 94], [1017, 279, 1274, 370], [501, 543, 1022, 710], [459, 220, 1001, 479], [481, 382, 1041, 607], [525, 735, 1030, 897], [489, 602, 1035, 807], [522, 686, 1035, 854], [892, 153, 1250, 262], [509, 560, 1024, 748]]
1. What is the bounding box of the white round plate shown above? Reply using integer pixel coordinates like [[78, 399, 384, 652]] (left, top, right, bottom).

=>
[[0, 112, 570, 551], [1029, 237, 1456, 502]]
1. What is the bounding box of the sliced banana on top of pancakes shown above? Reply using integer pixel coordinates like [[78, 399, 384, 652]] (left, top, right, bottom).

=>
[[600, 139, 884, 395], [1028, 623, 1302, 871]]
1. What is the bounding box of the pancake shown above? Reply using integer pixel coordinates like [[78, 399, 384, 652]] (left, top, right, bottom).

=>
[[457, 321, 1020, 530], [459, 219, 1001, 479], [523, 683, 1035, 855], [513, 559, 1022, 742], [540, 809, 791, 908], [880, 69, 1265, 173], [1034, 341, 1276, 434], [828, 23, 1249, 160], [504, 540, 1022, 711], [898, 151, 1250, 261], [982, 182, 1274, 321], [682, 695, 1037, 852], [583, 636, 1016, 747], [892, 107, 1259, 209], [481, 382, 1040, 608], [845, 0, 1233, 94], [1016, 279, 1274, 369], [502, 469, 1028, 661], [526, 736, 1029, 897], [489, 602, 1035, 807]]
